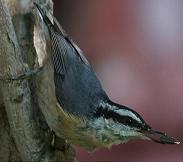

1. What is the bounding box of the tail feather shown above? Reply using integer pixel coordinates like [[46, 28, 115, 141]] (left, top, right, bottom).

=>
[[34, 2, 89, 65], [34, 2, 65, 36]]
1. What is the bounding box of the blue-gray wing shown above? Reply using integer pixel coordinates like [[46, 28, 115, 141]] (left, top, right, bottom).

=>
[[34, 3, 108, 117], [51, 32, 108, 117], [34, 2, 89, 75], [51, 31, 89, 76]]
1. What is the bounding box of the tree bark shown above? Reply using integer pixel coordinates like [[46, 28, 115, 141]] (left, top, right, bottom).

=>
[[0, 0, 76, 161]]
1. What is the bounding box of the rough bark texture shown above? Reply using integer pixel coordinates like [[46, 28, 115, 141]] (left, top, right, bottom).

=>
[[0, 104, 21, 161], [0, 0, 75, 161]]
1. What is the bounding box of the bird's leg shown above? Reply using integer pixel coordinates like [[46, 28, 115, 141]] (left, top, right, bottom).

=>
[[0, 66, 43, 82]]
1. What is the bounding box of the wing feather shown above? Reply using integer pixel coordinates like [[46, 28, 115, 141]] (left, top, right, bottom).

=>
[[34, 2, 90, 76]]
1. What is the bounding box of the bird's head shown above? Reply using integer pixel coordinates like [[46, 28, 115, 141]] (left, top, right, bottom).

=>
[[91, 100, 180, 146]]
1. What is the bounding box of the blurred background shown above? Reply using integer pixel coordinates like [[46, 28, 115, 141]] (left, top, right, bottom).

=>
[[54, 0, 183, 161]]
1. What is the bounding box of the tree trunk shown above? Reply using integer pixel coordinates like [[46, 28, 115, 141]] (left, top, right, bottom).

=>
[[0, 0, 76, 161]]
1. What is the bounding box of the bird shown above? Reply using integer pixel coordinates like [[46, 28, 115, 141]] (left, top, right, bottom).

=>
[[34, 3, 180, 151]]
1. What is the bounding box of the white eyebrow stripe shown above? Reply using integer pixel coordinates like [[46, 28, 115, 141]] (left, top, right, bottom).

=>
[[99, 101, 142, 123], [115, 109, 141, 123]]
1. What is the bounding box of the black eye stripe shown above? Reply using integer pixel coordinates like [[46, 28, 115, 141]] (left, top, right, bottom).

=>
[[107, 100, 146, 124], [93, 107, 142, 128]]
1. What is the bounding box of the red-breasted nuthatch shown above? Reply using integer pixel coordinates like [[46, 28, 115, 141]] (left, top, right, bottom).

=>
[[34, 3, 181, 151]]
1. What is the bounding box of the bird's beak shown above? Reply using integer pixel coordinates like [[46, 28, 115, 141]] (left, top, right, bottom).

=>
[[142, 128, 181, 144]]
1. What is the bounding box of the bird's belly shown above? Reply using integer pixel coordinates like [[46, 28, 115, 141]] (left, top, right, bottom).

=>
[[55, 105, 115, 151]]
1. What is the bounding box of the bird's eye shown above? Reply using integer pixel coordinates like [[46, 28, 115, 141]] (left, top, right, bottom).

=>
[[125, 118, 132, 124]]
